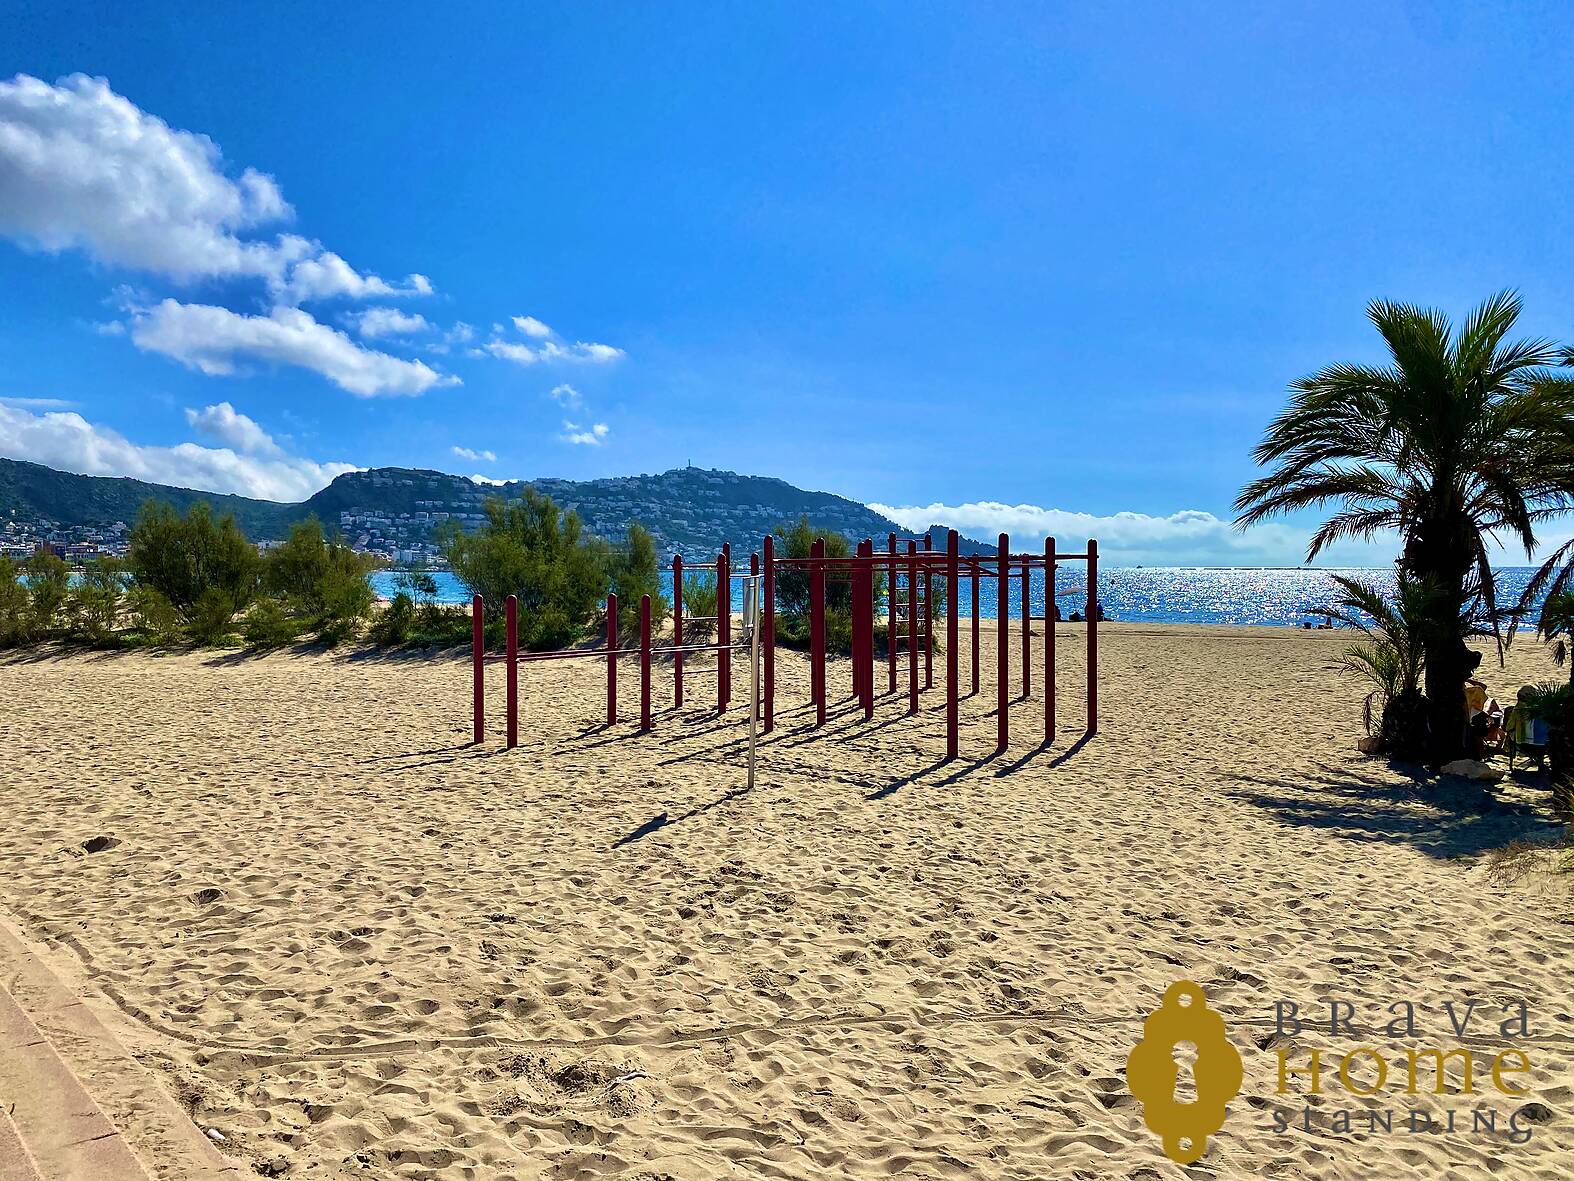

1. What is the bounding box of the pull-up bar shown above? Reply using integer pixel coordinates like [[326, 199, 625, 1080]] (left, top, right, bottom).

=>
[[467, 529, 1100, 761]]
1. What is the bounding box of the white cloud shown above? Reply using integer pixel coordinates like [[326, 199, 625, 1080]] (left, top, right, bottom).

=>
[[279, 251, 432, 304], [561, 420, 609, 446], [0, 395, 75, 410], [487, 338, 625, 366], [130, 299, 459, 397], [484, 316, 624, 367], [0, 402, 355, 501], [0, 73, 291, 282], [469, 474, 512, 486], [548, 382, 582, 408], [451, 445, 496, 462], [352, 306, 433, 339], [91, 320, 126, 336], [425, 321, 475, 355], [183, 401, 281, 456], [866, 499, 1394, 567], [0, 73, 430, 302]]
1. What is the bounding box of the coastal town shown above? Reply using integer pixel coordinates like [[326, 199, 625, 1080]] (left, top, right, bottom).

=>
[[1, 462, 909, 567]]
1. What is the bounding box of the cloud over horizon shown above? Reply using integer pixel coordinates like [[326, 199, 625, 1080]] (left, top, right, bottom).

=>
[[0, 401, 355, 501], [867, 499, 1398, 567]]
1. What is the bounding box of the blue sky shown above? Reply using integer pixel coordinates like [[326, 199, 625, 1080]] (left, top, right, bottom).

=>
[[2, 2, 1573, 565]]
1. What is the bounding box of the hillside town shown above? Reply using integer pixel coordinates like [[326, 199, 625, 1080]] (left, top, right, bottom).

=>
[[0, 514, 129, 563], [3, 462, 913, 567]]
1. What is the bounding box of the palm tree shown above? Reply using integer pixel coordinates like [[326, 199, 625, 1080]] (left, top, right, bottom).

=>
[[1537, 592, 1574, 686], [1236, 291, 1574, 761], [1322, 574, 1446, 760]]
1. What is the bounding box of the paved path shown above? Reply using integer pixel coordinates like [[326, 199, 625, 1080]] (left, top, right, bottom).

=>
[[0, 916, 240, 1181]]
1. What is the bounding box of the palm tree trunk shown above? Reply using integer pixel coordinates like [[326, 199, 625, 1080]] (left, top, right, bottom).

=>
[[1407, 513, 1474, 764], [1422, 637, 1470, 762]]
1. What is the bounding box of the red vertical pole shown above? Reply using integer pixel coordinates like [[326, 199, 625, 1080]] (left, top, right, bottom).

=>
[[811, 538, 827, 725], [946, 529, 959, 760], [471, 594, 484, 744], [1087, 538, 1099, 735], [997, 532, 1009, 751], [922, 533, 934, 690], [718, 545, 731, 713], [859, 540, 874, 719], [1045, 537, 1057, 743], [606, 592, 618, 725], [1021, 551, 1031, 698], [763, 534, 775, 733], [849, 540, 862, 706], [673, 555, 684, 707], [639, 593, 652, 732], [856, 544, 868, 702], [970, 558, 980, 696], [505, 594, 518, 749], [907, 541, 919, 715], [886, 532, 897, 694]]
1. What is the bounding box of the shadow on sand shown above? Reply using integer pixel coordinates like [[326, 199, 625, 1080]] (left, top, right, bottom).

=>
[[1226, 760, 1564, 859]]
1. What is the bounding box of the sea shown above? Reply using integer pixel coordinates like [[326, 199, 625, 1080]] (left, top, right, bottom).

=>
[[370, 566, 1549, 629]]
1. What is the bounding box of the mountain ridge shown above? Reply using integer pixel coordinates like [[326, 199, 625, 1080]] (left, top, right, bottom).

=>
[[0, 457, 993, 558]]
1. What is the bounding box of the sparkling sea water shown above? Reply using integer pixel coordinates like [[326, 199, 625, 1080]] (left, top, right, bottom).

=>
[[371, 566, 1546, 629]]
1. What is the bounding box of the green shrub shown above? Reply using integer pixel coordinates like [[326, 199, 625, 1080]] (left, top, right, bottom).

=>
[[0, 557, 31, 647], [768, 518, 922, 656], [440, 490, 607, 650], [368, 591, 418, 646], [260, 516, 376, 645], [127, 501, 260, 642], [67, 558, 123, 644], [189, 588, 244, 646], [680, 571, 718, 641], [241, 598, 303, 648], [604, 523, 670, 637], [125, 585, 184, 644], [314, 566, 375, 644], [26, 549, 71, 635], [772, 516, 852, 618]]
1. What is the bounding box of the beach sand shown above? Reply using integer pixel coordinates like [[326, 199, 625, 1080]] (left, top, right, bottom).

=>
[[1, 623, 1571, 1179]]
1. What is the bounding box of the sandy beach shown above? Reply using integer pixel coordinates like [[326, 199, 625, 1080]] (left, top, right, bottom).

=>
[[2, 623, 1571, 1179]]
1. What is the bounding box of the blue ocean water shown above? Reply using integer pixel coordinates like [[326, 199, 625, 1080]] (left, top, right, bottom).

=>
[[371, 567, 1547, 629]]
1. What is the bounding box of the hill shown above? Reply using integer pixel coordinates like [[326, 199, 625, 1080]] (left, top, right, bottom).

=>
[[0, 458, 990, 559], [0, 457, 289, 535]]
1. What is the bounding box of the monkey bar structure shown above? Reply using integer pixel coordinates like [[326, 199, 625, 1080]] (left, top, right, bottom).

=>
[[469, 531, 1099, 763]]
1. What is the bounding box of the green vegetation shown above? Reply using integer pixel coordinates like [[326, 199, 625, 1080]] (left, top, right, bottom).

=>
[[67, 558, 123, 643], [680, 571, 718, 642], [367, 570, 471, 648], [602, 522, 670, 638], [127, 502, 262, 643], [1237, 291, 1574, 763], [440, 489, 607, 650], [0, 557, 31, 646], [769, 515, 908, 655], [261, 516, 378, 644], [0, 502, 384, 651], [1536, 592, 1574, 686], [0, 488, 677, 656], [25, 548, 71, 636], [1323, 575, 1452, 761], [440, 490, 670, 651]]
